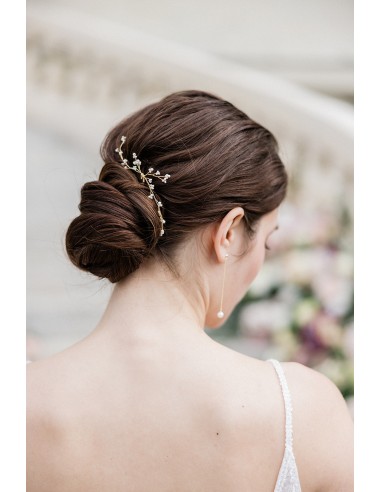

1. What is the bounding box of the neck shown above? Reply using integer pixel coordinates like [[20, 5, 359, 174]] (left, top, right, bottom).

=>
[[90, 256, 213, 353]]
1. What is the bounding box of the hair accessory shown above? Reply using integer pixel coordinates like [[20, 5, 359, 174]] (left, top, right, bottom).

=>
[[115, 136, 170, 236], [217, 253, 229, 319]]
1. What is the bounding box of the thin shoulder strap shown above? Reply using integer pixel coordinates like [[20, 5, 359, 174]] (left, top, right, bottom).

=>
[[266, 358, 294, 450]]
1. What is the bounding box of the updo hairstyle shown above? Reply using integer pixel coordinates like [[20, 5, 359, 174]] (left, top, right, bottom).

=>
[[65, 90, 288, 283]]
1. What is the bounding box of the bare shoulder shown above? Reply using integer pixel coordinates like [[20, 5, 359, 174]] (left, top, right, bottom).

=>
[[282, 360, 352, 411], [26, 358, 60, 407], [26, 356, 71, 424], [27, 361, 67, 492], [281, 361, 354, 492], [27, 362, 50, 491]]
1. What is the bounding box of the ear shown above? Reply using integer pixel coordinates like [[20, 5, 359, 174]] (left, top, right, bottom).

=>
[[213, 207, 245, 263]]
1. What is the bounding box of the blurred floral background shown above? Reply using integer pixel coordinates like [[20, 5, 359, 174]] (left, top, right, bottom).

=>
[[27, 0, 353, 416]]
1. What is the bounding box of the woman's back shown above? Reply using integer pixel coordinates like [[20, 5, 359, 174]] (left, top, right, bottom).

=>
[[26, 335, 353, 492], [27, 91, 353, 491]]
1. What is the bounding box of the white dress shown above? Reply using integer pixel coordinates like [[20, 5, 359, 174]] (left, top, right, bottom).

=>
[[267, 358, 302, 491]]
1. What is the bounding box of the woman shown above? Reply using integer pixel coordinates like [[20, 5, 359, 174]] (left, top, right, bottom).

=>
[[27, 90, 353, 491]]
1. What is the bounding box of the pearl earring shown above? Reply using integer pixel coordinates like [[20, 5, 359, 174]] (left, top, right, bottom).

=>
[[217, 253, 229, 319]]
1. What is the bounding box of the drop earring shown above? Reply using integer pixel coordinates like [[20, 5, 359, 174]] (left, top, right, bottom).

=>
[[217, 253, 229, 319]]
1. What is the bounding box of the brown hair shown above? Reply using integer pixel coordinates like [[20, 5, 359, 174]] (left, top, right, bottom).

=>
[[65, 90, 287, 283]]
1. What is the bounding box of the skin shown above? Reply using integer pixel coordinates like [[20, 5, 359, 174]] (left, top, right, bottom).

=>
[[27, 207, 354, 491]]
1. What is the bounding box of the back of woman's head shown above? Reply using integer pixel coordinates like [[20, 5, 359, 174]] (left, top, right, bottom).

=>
[[65, 90, 288, 283]]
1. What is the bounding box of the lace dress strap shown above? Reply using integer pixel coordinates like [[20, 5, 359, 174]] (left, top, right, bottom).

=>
[[266, 358, 293, 450], [266, 359, 302, 491]]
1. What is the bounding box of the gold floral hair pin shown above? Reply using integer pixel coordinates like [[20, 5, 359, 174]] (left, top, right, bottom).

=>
[[115, 136, 170, 236]]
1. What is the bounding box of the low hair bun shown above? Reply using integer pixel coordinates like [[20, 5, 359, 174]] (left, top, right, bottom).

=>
[[66, 90, 288, 283], [65, 163, 162, 283]]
